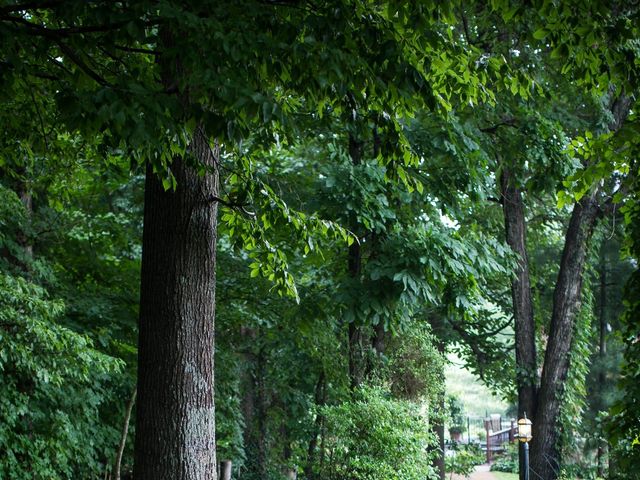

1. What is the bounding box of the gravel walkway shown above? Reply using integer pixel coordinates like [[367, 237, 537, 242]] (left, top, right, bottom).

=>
[[449, 464, 499, 480]]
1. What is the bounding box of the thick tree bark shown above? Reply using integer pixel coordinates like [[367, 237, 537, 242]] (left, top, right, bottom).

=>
[[530, 194, 600, 480], [530, 94, 628, 480], [134, 127, 219, 480], [499, 167, 538, 480]]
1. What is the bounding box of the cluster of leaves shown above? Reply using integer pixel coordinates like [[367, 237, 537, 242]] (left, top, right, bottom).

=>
[[447, 395, 467, 434], [0, 1, 639, 479], [0, 272, 123, 479], [446, 443, 485, 478], [608, 174, 640, 476], [317, 386, 438, 480], [490, 443, 518, 473]]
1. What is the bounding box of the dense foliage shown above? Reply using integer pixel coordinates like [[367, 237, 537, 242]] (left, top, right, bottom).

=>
[[0, 1, 639, 480]]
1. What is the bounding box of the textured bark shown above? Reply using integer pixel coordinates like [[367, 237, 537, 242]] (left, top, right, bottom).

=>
[[530, 194, 600, 480], [499, 167, 538, 480], [134, 127, 219, 480], [530, 94, 628, 480], [219, 461, 232, 480], [114, 388, 137, 480]]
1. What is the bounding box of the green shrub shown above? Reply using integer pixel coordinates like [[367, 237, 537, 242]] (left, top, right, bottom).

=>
[[490, 443, 518, 473], [0, 273, 124, 479], [317, 385, 439, 480], [446, 444, 485, 478]]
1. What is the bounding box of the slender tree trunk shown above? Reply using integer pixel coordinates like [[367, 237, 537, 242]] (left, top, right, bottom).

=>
[[499, 167, 537, 480], [347, 133, 364, 391], [114, 388, 137, 480], [16, 168, 33, 260], [372, 322, 386, 357], [219, 461, 232, 480], [598, 252, 608, 358], [134, 127, 219, 480], [348, 320, 363, 390], [596, 250, 607, 478], [304, 371, 326, 480], [255, 351, 269, 479], [240, 327, 269, 479], [429, 316, 446, 480], [240, 326, 257, 460], [530, 194, 600, 480]]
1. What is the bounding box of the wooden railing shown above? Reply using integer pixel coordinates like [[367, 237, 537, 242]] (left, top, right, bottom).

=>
[[485, 418, 517, 463]]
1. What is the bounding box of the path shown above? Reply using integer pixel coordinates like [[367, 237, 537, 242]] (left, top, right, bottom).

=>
[[450, 464, 500, 480]]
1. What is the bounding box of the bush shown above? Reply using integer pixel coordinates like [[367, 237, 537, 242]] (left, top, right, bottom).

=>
[[0, 273, 124, 479], [317, 385, 439, 480], [490, 443, 518, 473], [446, 444, 485, 478]]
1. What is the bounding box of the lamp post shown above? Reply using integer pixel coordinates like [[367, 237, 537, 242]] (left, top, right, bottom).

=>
[[517, 414, 533, 480]]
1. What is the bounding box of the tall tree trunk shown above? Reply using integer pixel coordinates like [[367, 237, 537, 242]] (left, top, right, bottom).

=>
[[240, 326, 257, 460], [304, 371, 326, 480], [347, 133, 364, 391], [596, 249, 607, 478], [134, 127, 219, 480], [499, 167, 537, 480], [530, 194, 600, 480], [530, 93, 628, 480], [348, 320, 363, 391], [429, 316, 446, 480], [16, 167, 33, 260], [240, 328, 269, 479], [255, 350, 269, 479]]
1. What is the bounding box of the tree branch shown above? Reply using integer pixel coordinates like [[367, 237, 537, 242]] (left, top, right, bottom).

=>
[[479, 117, 517, 134], [0, 1, 64, 14], [54, 40, 110, 86]]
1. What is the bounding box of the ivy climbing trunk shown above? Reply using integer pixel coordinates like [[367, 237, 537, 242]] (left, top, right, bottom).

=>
[[596, 249, 607, 478], [134, 127, 219, 480], [499, 167, 537, 480], [530, 194, 600, 480], [530, 94, 628, 480], [347, 133, 364, 391]]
